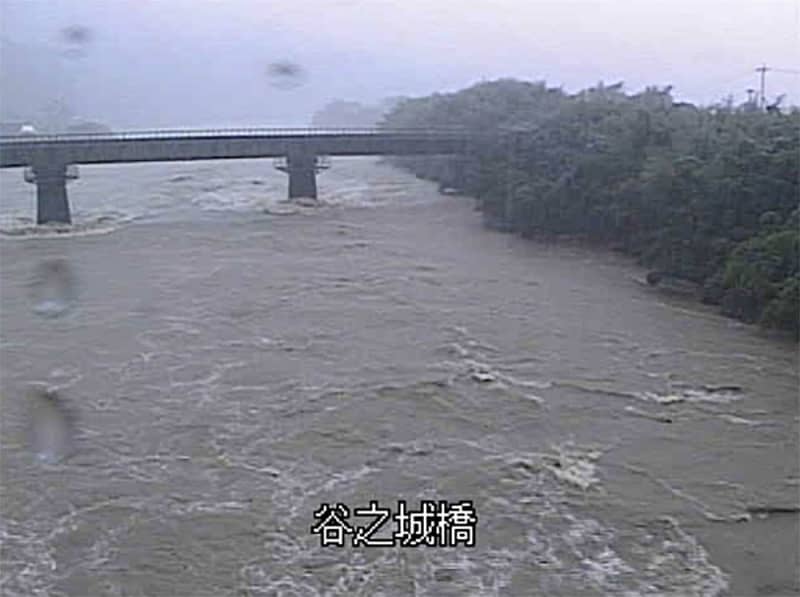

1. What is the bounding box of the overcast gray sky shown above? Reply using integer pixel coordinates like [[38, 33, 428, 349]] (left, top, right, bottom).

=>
[[1, 0, 798, 128]]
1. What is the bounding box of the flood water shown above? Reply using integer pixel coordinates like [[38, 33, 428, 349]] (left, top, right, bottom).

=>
[[0, 158, 798, 596]]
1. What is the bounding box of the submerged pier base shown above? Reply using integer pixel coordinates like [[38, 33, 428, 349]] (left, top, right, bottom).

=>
[[286, 152, 318, 200], [32, 162, 72, 225], [274, 151, 328, 200]]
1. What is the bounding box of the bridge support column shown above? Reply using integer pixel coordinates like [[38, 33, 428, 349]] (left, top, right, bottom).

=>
[[286, 152, 318, 200], [33, 162, 71, 224]]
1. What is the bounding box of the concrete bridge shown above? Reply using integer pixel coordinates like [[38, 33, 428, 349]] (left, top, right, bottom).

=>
[[0, 128, 469, 224]]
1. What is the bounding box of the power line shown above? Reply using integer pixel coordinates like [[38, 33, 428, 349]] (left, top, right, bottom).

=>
[[769, 67, 800, 75]]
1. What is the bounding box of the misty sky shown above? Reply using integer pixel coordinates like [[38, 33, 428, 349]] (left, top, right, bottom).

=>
[[1, 0, 798, 128]]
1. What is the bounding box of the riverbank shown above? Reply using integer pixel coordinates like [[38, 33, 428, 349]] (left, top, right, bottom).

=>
[[484, 210, 800, 345], [382, 79, 800, 339]]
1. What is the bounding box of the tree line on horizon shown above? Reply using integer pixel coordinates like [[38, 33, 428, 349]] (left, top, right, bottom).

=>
[[380, 79, 799, 338]]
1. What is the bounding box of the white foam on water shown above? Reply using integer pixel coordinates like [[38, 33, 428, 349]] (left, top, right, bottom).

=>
[[489, 446, 729, 595], [192, 185, 285, 213], [0, 216, 134, 240], [501, 373, 553, 390], [318, 465, 378, 493], [645, 518, 729, 597], [449, 357, 552, 397], [624, 405, 675, 423], [638, 388, 743, 405], [651, 394, 686, 405], [264, 201, 337, 216], [583, 546, 635, 586], [238, 568, 323, 597], [440, 342, 471, 358], [545, 443, 603, 491], [717, 413, 775, 427]]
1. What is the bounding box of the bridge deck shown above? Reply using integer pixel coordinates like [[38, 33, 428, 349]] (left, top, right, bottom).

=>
[[0, 128, 469, 168]]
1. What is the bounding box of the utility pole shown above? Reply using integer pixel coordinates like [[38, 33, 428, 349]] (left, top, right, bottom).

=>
[[755, 64, 769, 110]]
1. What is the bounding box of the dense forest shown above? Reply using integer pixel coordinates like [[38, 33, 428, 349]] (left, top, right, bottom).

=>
[[381, 80, 800, 338]]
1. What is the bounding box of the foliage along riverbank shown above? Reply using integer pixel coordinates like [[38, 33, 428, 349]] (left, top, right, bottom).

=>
[[381, 80, 800, 338]]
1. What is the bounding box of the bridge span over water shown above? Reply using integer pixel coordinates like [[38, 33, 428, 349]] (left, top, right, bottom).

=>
[[0, 128, 469, 224]]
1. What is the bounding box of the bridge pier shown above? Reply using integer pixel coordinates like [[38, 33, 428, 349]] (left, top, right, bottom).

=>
[[32, 162, 71, 224], [285, 151, 318, 199]]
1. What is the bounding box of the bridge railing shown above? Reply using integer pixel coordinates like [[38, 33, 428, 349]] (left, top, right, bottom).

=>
[[0, 127, 470, 144]]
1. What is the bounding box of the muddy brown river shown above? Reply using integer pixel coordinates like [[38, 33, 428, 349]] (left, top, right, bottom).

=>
[[0, 158, 798, 596]]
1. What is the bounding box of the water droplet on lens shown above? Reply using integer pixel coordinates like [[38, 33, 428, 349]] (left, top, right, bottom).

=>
[[27, 386, 76, 464], [61, 25, 93, 45], [59, 25, 93, 59], [266, 60, 307, 90], [30, 259, 77, 318]]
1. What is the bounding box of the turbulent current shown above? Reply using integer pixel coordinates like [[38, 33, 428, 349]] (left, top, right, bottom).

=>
[[0, 158, 797, 596]]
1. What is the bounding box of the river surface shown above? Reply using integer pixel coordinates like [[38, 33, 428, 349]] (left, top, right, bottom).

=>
[[0, 158, 798, 596]]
